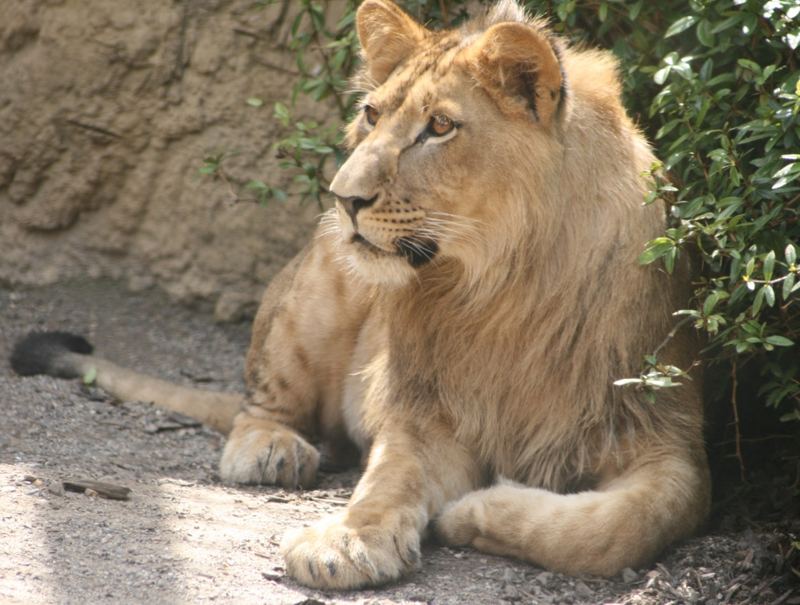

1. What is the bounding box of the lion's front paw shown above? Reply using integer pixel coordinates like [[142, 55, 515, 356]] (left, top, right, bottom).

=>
[[219, 424, 319, 488], [281, 514, 421, 589]]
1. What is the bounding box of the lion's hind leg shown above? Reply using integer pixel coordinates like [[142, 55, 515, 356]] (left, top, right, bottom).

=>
[[434, 452, 710, 576]]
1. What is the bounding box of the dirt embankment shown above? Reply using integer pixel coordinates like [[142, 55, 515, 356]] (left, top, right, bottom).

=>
[[0, 0, 327, 321]]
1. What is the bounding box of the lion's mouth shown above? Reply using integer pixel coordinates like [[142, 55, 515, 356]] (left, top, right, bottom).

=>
[[396, 236, 439, 267], [351, 233, 387, 254], [351, 233, 438, 268]]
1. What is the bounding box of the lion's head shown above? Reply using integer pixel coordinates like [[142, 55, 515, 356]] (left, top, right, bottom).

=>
[[327, 0, 574, 287]]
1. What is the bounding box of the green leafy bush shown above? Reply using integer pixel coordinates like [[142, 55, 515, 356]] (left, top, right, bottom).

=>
[[650, 2, 799, 422], [217, 1, 800, 432], [603, 0, 799, 427]]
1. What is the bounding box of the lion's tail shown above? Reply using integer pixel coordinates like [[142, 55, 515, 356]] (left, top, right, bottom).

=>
[[10, 331, 243, 435]]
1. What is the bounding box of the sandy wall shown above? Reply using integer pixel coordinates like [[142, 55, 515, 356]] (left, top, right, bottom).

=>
[[0, 0, 334, 320]]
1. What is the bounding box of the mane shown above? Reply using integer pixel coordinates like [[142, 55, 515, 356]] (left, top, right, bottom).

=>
[[459, 0, 554, 48], [364, 6, 692, 489]]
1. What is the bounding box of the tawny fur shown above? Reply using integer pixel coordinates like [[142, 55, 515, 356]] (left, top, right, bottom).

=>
[[249, 0, 709, 587], [30, 0, 710, 590]]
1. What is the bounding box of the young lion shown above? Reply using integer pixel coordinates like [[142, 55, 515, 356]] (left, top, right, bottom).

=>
[[11, 0, 710, 590]]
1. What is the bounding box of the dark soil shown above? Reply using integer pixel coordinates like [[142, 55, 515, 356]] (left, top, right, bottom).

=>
[[1, 280, 797, 604]]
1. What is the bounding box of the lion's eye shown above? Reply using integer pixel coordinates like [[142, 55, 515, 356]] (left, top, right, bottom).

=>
[[428, 114, 455, 137], [364, 105, 380, 127]]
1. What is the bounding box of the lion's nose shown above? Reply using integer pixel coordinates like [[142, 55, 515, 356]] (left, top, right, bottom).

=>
[[336, 195, 378, 226]]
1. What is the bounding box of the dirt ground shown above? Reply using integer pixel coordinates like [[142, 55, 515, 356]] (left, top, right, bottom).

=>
[[1, 280, 798, 605]]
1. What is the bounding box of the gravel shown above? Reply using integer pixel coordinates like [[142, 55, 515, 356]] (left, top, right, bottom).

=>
[[1, 280, 797, 604]]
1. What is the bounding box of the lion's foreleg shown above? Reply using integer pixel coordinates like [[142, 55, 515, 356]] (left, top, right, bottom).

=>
[[219, 235, 367, 488], [220, 310, 323, 488], [434, 450, 710, 576], [281, 418, 480, 589]]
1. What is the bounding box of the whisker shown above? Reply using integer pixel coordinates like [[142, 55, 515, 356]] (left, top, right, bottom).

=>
[[417, 213, 486, 249]]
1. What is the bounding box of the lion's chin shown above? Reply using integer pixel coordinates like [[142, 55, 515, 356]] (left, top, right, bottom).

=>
[[341, 239, 417, 288]]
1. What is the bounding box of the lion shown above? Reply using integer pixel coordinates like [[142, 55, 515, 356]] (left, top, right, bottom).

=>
[[10, 0, 710, 590]]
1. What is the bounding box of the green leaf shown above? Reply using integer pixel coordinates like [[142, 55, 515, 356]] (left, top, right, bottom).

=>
[[245, 179, 268, 192], [290, 10, 304, 37], [780, 411, 800, 422], [664, 247, 677, 274], [736, 58, 761, 74], [696, 19, 714, 47], [638, 237, 674, 265], [656, 119, 681, 140], [699, 58, 714, 81], [83, 366, 97, 386], [274, 102, 290, 126], [745, 257, 755, 277], [786, 244, 797, 265], [765, 336, 794, 347], [710, 14, 742, 34], [628, 0, 643, 21], [654, 66, 671, 85], [764, 285, 775, 307], [246, 97, 264, 108], [614, 378, 643, 387], [730, 285, 748, 305], [665, 15, 698, 38], [763, 250, 775, 281], [664, 150, 688, 171], [703, 292, 723, 316], [646, 375, 681, 388], [783, 273, 795, 300], [752, 286, 766, 315]]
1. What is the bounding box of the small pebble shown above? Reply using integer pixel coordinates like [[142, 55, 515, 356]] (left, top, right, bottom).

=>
[[621, 567, 639, 584], [574, 580, 593, 598], [47, 481, 65, 496], [501, 583, 521, 601], [502, 567, 519, 583]]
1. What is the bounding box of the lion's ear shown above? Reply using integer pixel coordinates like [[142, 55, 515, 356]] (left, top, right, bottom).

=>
[[466, 22, 565, 125], [356, 0, 427, 84]]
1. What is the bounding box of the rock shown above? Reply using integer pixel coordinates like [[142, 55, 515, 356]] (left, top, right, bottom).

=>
[[47, 481, 65, 496], [213, 291, 253, 323], [502, 567, 520, 583], [501, 583, 521, 601], [621, 567, 639, 584], [574, 580, 593, 598]]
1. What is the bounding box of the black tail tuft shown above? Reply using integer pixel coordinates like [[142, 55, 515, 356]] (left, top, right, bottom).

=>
[[10, 331, 94, 377]]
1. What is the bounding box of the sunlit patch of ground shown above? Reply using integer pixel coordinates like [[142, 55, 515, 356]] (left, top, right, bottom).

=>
[[0, 465, 56, 605]]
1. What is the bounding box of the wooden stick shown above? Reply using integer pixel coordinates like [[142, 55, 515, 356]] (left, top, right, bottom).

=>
[[62, 479, 132, 500]]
